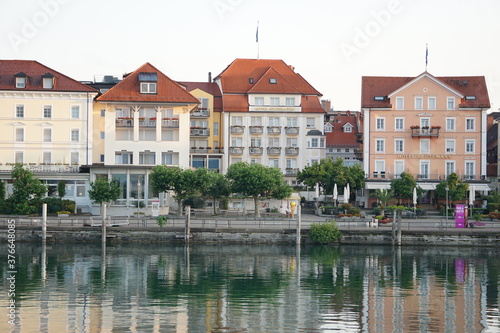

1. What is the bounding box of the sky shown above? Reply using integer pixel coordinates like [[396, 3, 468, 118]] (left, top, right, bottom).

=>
[[2, 0, 500, 111]]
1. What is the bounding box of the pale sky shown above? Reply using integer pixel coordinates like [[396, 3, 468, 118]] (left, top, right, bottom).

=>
[[2, 0, 500, 111]]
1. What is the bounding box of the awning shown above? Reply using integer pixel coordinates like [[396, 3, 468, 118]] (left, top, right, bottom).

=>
[[366, 183, 391, 190], [472, 184, 491, 192], [418, 184, 436, 190]]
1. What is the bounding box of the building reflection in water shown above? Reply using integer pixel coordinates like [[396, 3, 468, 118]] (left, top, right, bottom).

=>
[[0, 244, 499, 332]]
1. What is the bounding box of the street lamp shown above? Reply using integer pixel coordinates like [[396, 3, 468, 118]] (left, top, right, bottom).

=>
[[445, 185, 449, 227]]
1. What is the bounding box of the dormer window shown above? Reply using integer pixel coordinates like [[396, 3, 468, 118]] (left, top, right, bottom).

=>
[[249, 78, 254, 84], [14, 72, 27, 88], [344, 124, 353, 133], [42, 73, 54, 89], [139, 72, 157, 94], [269, 78, 277, 84]]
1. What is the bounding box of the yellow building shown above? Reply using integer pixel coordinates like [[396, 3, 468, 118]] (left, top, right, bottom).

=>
[[0, 60, 98, 211]]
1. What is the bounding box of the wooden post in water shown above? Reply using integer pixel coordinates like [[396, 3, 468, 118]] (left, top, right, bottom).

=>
[[296, 205, 301, 245], [42, 203, 47, 244], [101, 203, 107, 244], [396, 210, 402, 246], [185, 205, 191, 243]]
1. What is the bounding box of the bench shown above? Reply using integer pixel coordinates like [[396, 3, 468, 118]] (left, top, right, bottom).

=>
[[89, 216, 130, 227]]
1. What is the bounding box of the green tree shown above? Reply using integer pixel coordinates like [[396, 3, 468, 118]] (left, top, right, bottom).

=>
[[390, 172, 423, 205], [435, 173, 468, 203], [58, 180, 66, 198], [88, 177, 120, 215], [203, 172, 232, 215], [484, 191, 500, 212], [7, 164, 47, 215], [226, 162, 285, 217], [371, 188, 394, 217]]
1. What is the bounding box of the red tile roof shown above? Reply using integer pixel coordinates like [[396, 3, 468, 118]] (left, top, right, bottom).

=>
[[0, 60, 97, 92], [361, 72, 490, 109], [247, 67, 301, 94], [177, 81, 223, 112], [97, 63, 199, 104], [325, 115, 360, 147]]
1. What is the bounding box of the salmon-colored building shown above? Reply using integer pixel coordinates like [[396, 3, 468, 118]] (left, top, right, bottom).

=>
[[361, 72, 490, 207]]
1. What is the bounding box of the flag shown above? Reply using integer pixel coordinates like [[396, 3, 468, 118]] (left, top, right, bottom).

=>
[[256, 22, 259, 43], [425, 44, 428, 69]]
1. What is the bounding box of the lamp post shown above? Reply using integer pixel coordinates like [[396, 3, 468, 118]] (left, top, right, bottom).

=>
[[445, 185, 449, 227]]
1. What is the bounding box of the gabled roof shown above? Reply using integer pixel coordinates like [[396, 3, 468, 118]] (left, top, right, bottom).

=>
[[97, 63, 199, 104], [0, 60, 97, 93], [362, 72, 490, 109], [247, 67, 301, 94], [177, 81, 223, 112], [215, 58, 321, 95], [326, 114, 360, 148]]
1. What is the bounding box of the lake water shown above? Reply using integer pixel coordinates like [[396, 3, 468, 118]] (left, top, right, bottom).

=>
[[1, 243, 500, 332]]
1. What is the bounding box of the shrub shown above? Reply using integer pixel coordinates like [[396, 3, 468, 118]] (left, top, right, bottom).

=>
[[309, 220, 342, 244], [156, 216, 168, 227]]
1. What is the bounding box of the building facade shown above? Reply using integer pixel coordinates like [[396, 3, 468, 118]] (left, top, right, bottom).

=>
[[361, 72, 490, 207], [214, 59, 326, 184], [0, 60, 98, 211]]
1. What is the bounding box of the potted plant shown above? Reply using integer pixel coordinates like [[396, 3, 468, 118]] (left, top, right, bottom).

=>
[[156, 216, 168, 227]]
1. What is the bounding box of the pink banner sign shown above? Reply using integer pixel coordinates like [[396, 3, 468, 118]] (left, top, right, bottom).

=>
[[455, 204, 467, 228]]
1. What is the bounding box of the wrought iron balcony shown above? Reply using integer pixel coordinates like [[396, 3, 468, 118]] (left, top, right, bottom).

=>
[[161, 119, 179, 128], [267, 147, 281, 156], [230, 126, 244, 134], [191, 108, 210, 117], [410, 126, 440, 137], [116, 118, 133, 127], [285, 147, 299, 155], [249, 126, 264, 134], [190, 128, 210, 136], [285, 127, 299, 135], [285, 168, 299, 176], [229, 147, 244, 155], [267, 126, 281, 134], [249, 147, 263, 155]]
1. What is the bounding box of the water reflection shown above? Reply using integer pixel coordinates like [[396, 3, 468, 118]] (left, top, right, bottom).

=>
[[1, 244, 500, 332]]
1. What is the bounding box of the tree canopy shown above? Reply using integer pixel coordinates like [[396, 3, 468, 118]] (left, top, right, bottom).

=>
[[88, 177, 120, 205], [390, 172, 424, 204], [435, 173, 468, 202], [7, 164, 47, 215]]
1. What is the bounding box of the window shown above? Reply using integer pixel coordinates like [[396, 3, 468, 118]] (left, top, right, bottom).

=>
[[71, 129, 79, 142], [16, 76, 26, 88], [43, 105, 52, 118], [320, 138, 325, 147], [306, 118, 315, 128], [345, 148, 349, 152], [162, 153, 176, 165], [16, 105, 24, 118], [395, 139, 404, 153], [337, 148, 341, 152], [71, 106, 80, 119], [43, 128, 51, 142], [232, 116, 243, 125], [286, 158, 297, 169], [100, 109, 105, 117], [269, 137, 280, 147], [100, 154, 105, 163], [420, 161, 430, 179], [395, 97, 404, 110], [466, 118, 475, 131], [286, 97, 295, 106], [428, 96, 436, 110], [420, 117, 430, 128], [465, 161, 475, 180], [324, 124, 332, 133], [15, 128, 24, 142], [269, 159, 279, 168], [43, 152, 51, 164], [15, 151, 23, 164], [139, 152, 156, 164], [269, 117, 280, 126], [311, 138, 319, 147], [231, 137, 243, 147], [115, 152, 133, 164], [375, 160, 385, 172], [344, 125, 352, 133], [255, 97, 264, 106], [43, 77, 53, 89], [465, 139, 475, 153], [250, 158, 261, 164], [198, 98, 209, 110], [100, 131, 105, 139], [270, 97, 279, 106], [251, 117, 262, 126], [446, 161, 455, 176], [395, 118, 404, 131], [287, 138, 298, 147], [446, 118, 456, 131], [415, 96, 423, 110], [140, 82, 156, 94], [269, 78, 277, 84], [287, 117, 297, 127], [445, 139, 455, 153], [250, 137, 261, 147], [376, 118, 385, 130], [420, 139, 430, 154], [71, 152, 79, 165], [447, 97, 455, 110], [394, 161, 404, 178], [375, 139, 385, 153], [213, 122, 219, 136]]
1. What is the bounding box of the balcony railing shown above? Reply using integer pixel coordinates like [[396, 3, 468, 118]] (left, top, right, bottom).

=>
[[190, 128, 210, 136], [191, 108, 210, 117], [267, 126, 282, 134], [410, 126, 440, 137], [356, 133, 363, 143], [285, 127, 299, 135], [0, 164, 80, 173], [190, 148, 224, 154], [229, 147, 244, 155], [116, 118, 133, 127], [249, 126, 264, 134], [162, 119, 179, 128], [285, 168, 299, 176], [368, 172, 485, 181], [267, 147, 281, 156], [249, 147, 263, 155], [230, 126, 244, 134], [139, 118, 156, 127], [285, 147, 299, 155]]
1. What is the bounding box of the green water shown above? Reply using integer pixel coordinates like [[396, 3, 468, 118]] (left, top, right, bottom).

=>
[[1, 243, 500, 332]]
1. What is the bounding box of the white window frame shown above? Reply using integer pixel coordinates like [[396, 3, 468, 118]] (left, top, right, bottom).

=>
[[286, 117, 297, 127], [394, 160, 404, 178], [71, 129, 79, 142], [395, 97, 404, 110], [445, 139, 455, 153], [286, 97, 295, 106], [420, 160, 430, 179], [16, 77, 26, 88], [447, 97, 455, 110], [269, 117, 280, 126], [394, 139, 404, 153], [414, 96, 423, 110], [344, 124, 352, 133], [43, 77, 53, 89], [306, 117, 315, 128], [375, 160, 385, 172], [395, 117, 404, 131], [446, 117, 456, 131], [15, 151, 23, 164], [140, 82, 156, 94], [232, 116, 243, 126], [311, 138, 319, 148], [255, 97, 264, 106], [16, 105, 24, 118], [445, 160, 455, 176], [420, 117, 430, 128], [465, 161, 475, 180], [15, 127, 24, 142], [43, 105, 52, 119], [375, 139, 385, 153], [43, 128, 52, 142], [420, 139, 430, 154], [269, 159, 279, 168], [465, 118, 475, 131], [376, 117, 385, 131], [270, 97, 279, 106], [428, 96, 436, 110], [465, 139, 475, 153], [71, 152, 79, 165], [71, 105, 80, 119], [43, 151, 51, 164]]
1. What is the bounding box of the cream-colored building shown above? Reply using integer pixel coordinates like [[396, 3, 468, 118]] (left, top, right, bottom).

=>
[[361, 72, 490, 207], [0, 60, 98, 211], [90, 63, 199, 215]]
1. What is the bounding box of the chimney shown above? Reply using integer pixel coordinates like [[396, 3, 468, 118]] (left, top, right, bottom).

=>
[[208, 72, 212, 83]]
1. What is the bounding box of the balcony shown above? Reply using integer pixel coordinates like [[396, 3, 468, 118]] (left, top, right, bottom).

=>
[[139, 118, 156, 127], [249, 147, 263, 155], [411, 126, 440, 137], [285, 168, 299, 176], [229, 147, 244, 155], [0, 163, 80, 174], [190, 147, 224, 154], [116, 118, 133, 127], [285, 147, 299, 155], [230, 126, 244, 134], [356, 132, 363, 143], [354, 149, 363, 161], [267, 126, 282, 134], [249, 126, 264, 134], [267, 147, 281, 156], [190, 128, 210, 136], [191, 108, 210, 117], [161, 118, 179, 128], [285, 127, 299, 135]]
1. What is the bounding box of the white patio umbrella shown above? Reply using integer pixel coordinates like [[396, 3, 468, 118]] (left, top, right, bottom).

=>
[[346, 183, 350, 203], [344, 187, 349, 203], [469, 185, 475, 218], [413, 187, 417, 206], [333, 183, 338, 202]]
